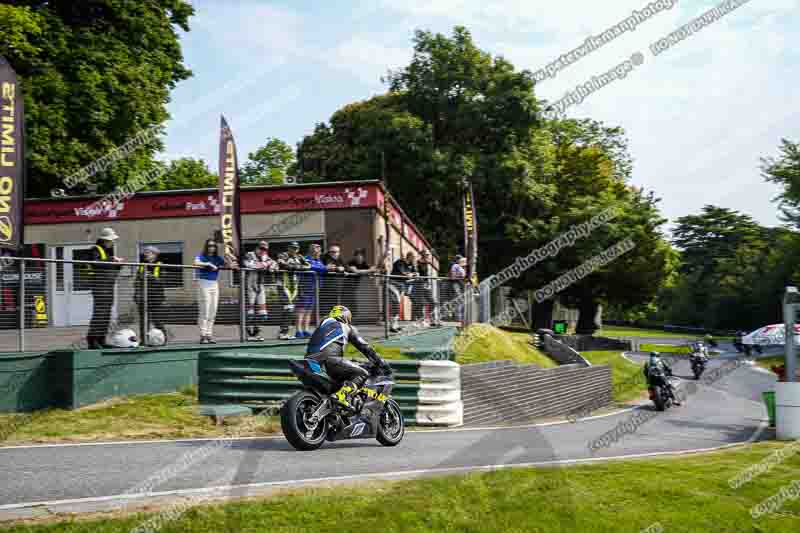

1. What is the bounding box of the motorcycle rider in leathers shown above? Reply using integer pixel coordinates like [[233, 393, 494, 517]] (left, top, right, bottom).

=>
[[643, 352, 682, 406], [305, 305, 392, 408]]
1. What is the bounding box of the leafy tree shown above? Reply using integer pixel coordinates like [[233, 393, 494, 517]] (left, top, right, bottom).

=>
[[762, 138, 800, 228], [295, 28, 672, 331], [241, 137, 296, 185], [147, 157, 216, 191], [0, 0, 194, 197]]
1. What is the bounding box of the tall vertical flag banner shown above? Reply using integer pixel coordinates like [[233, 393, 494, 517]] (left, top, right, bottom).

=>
[[462, 178, 478, 286], [218, 115, 241, 264], [0, 57, 24, 250], [381, 152, 390, 267]]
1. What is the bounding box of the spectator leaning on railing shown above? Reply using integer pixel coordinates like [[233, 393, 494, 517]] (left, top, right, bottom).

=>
[[276, 242, 310, 340], [322, 243, 346, 318], [413, 249, 441, 327], [345, 247, 376, 322], [448, 255, 467, 322], [134, 245, 167, 345], [296, 243, 327, 338], [86, 227, 124, 349], [243, 241, 278, 341], [389, 251, 419, 333]]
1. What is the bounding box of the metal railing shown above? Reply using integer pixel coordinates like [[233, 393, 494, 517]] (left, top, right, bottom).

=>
[[0, 257, 474, 353]]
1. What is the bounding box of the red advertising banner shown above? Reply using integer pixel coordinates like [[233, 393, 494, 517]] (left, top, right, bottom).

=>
[[24, 184, 380, 224]]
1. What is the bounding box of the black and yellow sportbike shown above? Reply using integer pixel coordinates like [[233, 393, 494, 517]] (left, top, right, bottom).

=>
[[280, 358, 405, 451]]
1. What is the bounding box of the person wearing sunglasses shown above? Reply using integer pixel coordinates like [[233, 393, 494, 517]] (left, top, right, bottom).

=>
[[194, 239, 225, 344]]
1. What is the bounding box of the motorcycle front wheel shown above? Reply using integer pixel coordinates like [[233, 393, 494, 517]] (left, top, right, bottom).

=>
[[280, 391, 329, 451], [376, 399, 405, 446]]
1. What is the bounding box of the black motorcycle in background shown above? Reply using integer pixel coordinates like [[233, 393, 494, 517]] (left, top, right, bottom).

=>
[[281, 359, 405, 451], [690, 352, 707, 380]]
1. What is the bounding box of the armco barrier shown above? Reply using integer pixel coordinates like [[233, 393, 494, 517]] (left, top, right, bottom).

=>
[[541, 334, 592, 367], [198, 352, 462, 426]]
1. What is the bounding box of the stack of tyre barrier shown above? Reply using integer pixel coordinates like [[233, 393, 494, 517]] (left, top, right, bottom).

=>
[[198, 351, 462, 426]]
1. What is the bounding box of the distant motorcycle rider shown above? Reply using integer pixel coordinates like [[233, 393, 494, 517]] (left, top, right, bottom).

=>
[[643, 351, 681, 406], [305, 305, 391, 408], [691, 342, 709, 360]]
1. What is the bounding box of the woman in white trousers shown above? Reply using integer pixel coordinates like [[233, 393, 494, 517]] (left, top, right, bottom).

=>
[[194, 239, 225, 344]]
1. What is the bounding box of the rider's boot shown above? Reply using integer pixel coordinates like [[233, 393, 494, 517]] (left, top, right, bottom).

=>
[[331, 381, 359, 409]]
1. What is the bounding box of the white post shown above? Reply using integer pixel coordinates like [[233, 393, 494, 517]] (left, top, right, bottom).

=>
[[777, 287, 800, 439]]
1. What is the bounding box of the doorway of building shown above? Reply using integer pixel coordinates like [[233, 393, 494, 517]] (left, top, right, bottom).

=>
[[50, 244, 114, 327]]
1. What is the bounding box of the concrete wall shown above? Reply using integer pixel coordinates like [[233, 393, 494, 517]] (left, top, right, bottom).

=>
[[461, 361, 612, 426]]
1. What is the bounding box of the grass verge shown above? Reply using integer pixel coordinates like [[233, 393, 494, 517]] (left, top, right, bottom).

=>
[[4, 442, 799, 532], [0, 388, 279, 446], [581, 350, 648, 403], [344, 344, 410, 360], [755, 356, 786, 371], [599, 326, 734, 341], [598, 325, 701, 339], [452, 324, 557, 367], [640, 343, 692, 355]]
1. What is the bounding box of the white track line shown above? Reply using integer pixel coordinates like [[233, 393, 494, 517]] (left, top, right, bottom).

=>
[[0, 423, 767, 512]]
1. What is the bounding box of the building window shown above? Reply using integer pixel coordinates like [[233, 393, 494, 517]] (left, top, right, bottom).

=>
[[138, 242, 184, 289], [55, 246, 64, 292]]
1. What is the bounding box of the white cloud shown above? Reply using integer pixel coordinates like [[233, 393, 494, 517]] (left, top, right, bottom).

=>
[[164, 0, 799, 229], [326, 37, 412, 87], [375, 0, 797, 227]]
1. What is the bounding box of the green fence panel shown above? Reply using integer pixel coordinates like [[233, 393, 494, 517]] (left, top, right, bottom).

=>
[[198, 352, 429, 424], [0, 352, 51, 413]]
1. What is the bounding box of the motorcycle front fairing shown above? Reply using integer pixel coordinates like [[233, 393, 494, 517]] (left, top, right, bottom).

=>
[[327, 372, 395, 442]]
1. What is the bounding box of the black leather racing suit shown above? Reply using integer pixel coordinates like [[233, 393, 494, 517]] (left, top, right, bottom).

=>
[[305, 317, 387, 387]]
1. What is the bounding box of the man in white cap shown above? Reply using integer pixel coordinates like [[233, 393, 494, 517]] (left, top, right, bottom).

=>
[[86, 227, 124, 348]]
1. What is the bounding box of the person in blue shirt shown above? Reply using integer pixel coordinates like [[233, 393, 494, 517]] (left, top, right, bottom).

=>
[[193, 239, 226, 344], [295, 243, 327, 338]]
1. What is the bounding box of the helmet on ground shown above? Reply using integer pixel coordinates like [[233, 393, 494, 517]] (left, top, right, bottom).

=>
[[328, 305, 352, 325], [109, 328, 139, 348], [147, 328, 166, 346]]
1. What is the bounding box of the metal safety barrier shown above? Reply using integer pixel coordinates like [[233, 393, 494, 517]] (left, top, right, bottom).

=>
[[198, 351, 463, 426], [0, 256, 475, 353]]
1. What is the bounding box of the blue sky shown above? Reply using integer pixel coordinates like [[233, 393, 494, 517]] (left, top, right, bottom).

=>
[[162, 0, 800, 230]]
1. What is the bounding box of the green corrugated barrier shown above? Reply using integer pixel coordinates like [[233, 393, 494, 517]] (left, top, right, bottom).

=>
[[198, 352, 446, 426]]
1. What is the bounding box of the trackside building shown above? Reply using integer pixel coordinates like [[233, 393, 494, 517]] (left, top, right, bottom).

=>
[[17, 180, 437, 327]]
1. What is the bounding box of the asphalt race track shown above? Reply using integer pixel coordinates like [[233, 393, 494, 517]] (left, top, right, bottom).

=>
[[0, 352, 775, 519]]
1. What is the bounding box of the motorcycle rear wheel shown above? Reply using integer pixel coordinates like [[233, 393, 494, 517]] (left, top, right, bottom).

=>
[[653, 386, 666, 411], [280, 391, 329, 451], [376, 399, 405, 446]]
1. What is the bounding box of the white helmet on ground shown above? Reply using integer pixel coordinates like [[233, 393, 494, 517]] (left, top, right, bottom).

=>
[[147, 328, 166, 346], [108, 328, 139, 348]]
